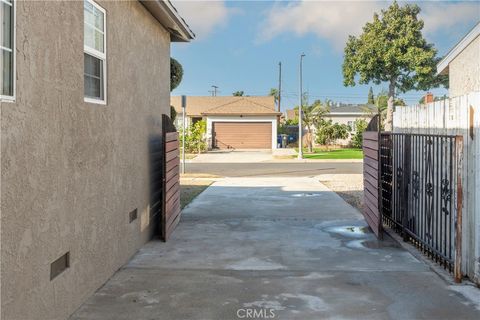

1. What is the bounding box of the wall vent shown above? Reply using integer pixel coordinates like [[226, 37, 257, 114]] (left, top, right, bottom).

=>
[[50, 252, 70, 280], [129, 208, 138, 223]]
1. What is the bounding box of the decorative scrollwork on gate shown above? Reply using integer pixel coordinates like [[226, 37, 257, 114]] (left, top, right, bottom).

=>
[[441, 178, 451, 215], [396, 167, 403, 189], [412, 171, 420, 199]]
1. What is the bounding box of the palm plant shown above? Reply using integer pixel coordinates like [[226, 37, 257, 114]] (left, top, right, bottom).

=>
[[301, 99, 330, 153]]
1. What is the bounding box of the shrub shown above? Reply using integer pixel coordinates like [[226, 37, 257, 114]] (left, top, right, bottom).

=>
[[170, 58, 183, 91], [350, 119, 368, 148], [182, 120, 207, 154], [315, 119, 349, 147]]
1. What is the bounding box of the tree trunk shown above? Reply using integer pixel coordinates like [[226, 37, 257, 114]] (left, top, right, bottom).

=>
[[307, 127, 313, 153], [385, 79, 396, 132]]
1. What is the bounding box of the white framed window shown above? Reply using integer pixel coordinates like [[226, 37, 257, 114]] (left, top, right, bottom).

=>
[[84, 0, 106, 104], [1, 0, 15, 101], [348, 121, 355, 131]]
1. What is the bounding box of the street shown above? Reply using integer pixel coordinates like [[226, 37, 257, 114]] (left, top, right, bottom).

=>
[[185, 162, 363, 177]]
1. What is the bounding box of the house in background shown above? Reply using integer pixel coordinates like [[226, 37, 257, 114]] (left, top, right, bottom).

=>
[[325, 104, 374, 132], [1, 1, 193, 319], [437, 22, 479, 97], [283, 104, 374, 145], [171, 96, 281, 149]]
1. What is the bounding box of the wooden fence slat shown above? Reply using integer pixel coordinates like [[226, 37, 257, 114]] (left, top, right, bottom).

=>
[[166, 132, 179, 142], [363, 131, 379, 141], [364, 163, 378, 179], [364, 156, 379, 170], [166, 150, 179, 162], [165, 212, 181, 240], [363, 139, 379, 150], [166, 140, 179, 153], [166, 174, 179, 192], [166, 183, 180, 203], [363, 147, 378, 161], [364, 169, 378, 185], [166, 157, 180, 173], [362, 126, 382, 239], [161, 114, 182, 242]]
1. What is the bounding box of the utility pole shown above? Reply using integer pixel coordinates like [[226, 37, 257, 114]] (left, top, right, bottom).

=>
[[298, 53, 305, 160], [209, 85, 219, 97], [181, 95, 186, 174], [278, 62, 282, 112]]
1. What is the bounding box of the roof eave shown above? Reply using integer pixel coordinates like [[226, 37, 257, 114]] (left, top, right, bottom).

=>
[[202, 113, 282, 116], [437, 22, 480, 75], [140, 0, 195, 42], [327, 112, 371, 116]]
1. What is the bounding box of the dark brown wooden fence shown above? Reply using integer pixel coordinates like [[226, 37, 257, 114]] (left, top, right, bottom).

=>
[[363, 129, 382, 239], [162, 115, 181, 241]]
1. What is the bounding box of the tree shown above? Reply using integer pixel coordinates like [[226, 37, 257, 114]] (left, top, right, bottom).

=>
[[367, 87, 375, 104], [170, 58, 183, 126], [170, 58, 183, 91], [315, 119, 350, 148], [269, 88, 279, 106], [350, 119, 369, 148], [342, 1, 447, 131], [362, 90, 406, 128], [233, 91, 244, 96], [183, 120, 207, 154], [170, 106, 177, 122], [301, 99, 330, 152]]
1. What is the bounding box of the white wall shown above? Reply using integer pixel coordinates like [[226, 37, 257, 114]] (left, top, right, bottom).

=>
[[206, 115, 278, 149], [393, 92, 480, 284]]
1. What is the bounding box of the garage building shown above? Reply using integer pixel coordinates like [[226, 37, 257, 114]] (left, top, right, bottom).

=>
[[171, 96, 281, 150]]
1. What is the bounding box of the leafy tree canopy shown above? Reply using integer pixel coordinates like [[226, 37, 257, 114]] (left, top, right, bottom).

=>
[[351, 119, 369, 148], [269, 88, 279, 105], [316, 119, 350, 147], [233, 91, 244, 96], [170, 58, 183, 91], [343, 1, 447, 95], [171, 106, 177, 122], [301, 99, 330, 152], [182, 120, 207, 154]]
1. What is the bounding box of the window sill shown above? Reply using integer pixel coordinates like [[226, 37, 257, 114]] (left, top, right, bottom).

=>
[[0, 96, 16, 103], [84, 97, 107, 105]]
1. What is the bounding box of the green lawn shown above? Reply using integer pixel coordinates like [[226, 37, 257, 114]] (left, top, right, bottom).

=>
[[298, 148, 363, 159]]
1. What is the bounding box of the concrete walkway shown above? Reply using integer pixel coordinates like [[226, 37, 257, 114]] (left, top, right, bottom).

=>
[[71, 177, 480, 320]]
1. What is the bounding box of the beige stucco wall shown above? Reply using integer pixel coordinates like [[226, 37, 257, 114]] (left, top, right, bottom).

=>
[[448, 35, 480, 97], [1, 1, 170, 319]]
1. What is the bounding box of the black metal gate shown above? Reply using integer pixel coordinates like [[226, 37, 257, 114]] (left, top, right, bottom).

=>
[[380, 133, 463, 282]]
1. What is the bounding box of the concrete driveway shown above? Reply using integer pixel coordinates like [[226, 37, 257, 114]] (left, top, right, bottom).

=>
[[189, 149, 274, 163], [71, 177, 480, 320]]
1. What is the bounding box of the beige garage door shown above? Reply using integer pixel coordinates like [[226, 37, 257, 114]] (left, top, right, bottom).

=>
[[213, 122, 272, 149]]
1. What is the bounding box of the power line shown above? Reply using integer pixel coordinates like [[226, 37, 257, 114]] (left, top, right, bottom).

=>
[[208, 85, 219, 97]]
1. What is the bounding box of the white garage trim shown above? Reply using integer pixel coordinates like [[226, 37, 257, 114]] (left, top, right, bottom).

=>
[[206, 115, 278, 149]]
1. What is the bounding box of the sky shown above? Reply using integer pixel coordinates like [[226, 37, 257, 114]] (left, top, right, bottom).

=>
[[171, 0, 480, 111]]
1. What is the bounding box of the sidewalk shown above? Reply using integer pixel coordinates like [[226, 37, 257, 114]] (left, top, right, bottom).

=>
[[70, 177, 480, 320]]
